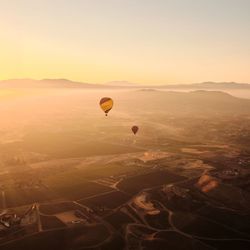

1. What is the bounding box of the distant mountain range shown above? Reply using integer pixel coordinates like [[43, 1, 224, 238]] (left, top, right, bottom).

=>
[[0, 79, 250, 89], [107, 81, 250, 89], [105, 81, 138, 86], [0, 79, 102, 88], [158, 81, 250, 89]]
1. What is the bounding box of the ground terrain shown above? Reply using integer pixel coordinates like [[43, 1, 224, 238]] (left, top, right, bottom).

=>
[[0, 88, 250, 249]]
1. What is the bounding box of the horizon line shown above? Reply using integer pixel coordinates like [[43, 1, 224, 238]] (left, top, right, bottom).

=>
[[0, 78, 249, 86]]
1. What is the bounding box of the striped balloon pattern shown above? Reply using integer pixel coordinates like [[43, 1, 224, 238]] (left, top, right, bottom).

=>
[[99, 97, 113, 116]]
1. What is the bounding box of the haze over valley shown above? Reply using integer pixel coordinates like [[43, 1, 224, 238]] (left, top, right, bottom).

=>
[[0, 84, 250, 250]]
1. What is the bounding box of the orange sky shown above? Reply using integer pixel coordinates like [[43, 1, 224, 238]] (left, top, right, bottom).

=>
[[1, 0, 250, 84]]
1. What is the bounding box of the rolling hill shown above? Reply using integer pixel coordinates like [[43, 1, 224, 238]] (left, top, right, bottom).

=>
[[1, 79, 250, 90], [158, 82, 250, 90], [117, 89, 250, 116], [0, 79, 103, 89]]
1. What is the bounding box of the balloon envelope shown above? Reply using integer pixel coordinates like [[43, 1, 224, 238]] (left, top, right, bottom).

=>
[[131, 126, 139, 135], [99, 97, 113, 116]]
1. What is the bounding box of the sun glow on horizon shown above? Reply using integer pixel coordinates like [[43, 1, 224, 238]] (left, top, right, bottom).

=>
[[1, 0, 250, 84]]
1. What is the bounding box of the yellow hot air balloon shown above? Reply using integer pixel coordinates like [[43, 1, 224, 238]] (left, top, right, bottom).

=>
[[99, 97, 113, 116]]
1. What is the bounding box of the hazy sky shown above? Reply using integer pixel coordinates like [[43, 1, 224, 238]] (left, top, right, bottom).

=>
[[1, 0, 250, 84]]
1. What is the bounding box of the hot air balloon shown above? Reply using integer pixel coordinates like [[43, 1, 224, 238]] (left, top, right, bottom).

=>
[[131, 125, 139, 135], [99, 97, 113, 116]]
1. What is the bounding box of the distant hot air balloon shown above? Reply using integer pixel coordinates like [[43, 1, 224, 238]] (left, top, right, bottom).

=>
[[131, 125, 139, 135], [99, 97, 113, 116]]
